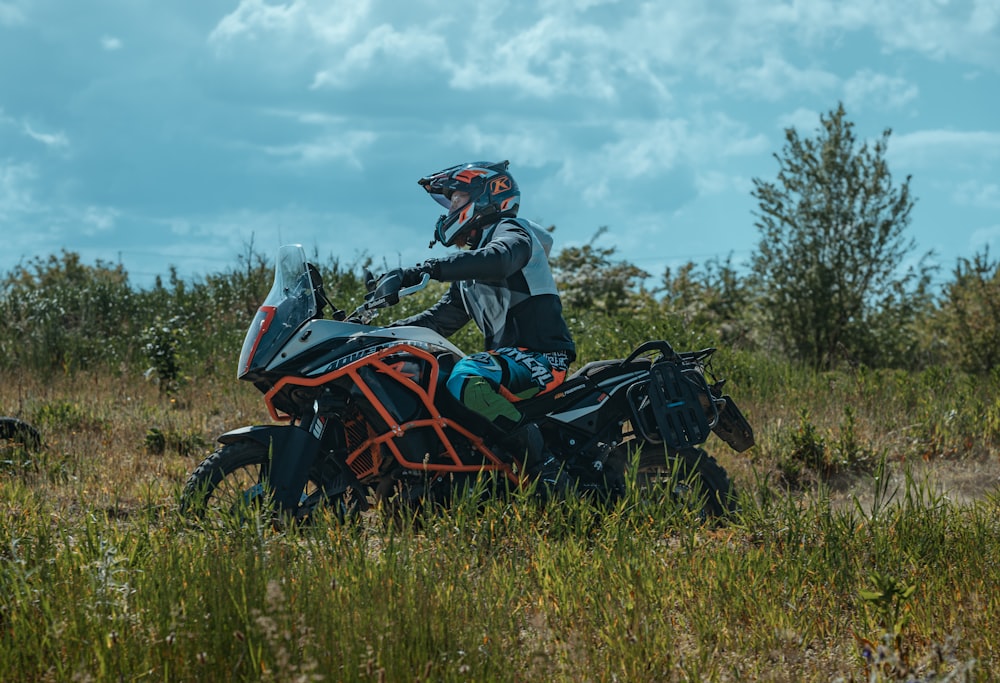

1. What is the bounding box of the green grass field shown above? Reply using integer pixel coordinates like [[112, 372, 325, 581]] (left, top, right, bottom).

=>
[[2, 366, 997, 682]]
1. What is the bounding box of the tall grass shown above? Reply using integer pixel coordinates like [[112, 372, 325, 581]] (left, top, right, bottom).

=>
[[1, 453, 995, 681], [2, 252, 999, 680]]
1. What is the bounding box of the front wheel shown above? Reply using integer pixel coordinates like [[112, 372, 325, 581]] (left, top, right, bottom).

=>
[[180, 440, 366, 526]]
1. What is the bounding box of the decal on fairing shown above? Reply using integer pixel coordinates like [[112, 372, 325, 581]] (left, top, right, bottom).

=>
[[309, 340, 438, 376]]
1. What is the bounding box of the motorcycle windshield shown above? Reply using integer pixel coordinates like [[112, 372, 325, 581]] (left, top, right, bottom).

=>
[[237, 244, 317, 379]]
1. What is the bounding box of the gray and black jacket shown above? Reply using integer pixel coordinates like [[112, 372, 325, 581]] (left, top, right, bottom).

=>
[[394, 218, 576, 359]]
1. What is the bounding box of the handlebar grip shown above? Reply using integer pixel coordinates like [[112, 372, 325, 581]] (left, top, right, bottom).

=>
[[397, 272, 431, 298]]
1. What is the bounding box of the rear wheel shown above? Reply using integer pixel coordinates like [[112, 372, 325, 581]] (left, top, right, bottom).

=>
[[180, 440, 366, 527], [634, 445, 737, 519]]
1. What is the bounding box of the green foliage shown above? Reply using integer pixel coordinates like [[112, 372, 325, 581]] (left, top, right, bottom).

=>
[[565, 303, 713, 365], [140, 247, 275, 379], [773, 406, 878, 488], [661, 254, 759, 349], [144, 427, 207, 457], [0, 245, 378, 379], [0, 456, 993, 681], [29, 399, 107, 434], [774, 408, 829, 488], [935, 247, 1000, 373], [0, 251, 141, 373], [750, 102, 935, 370], [141, 315, 187, 394], [1, 292, 999, 679], [550, 227, 653, 314], [860, 571, 917, 637]]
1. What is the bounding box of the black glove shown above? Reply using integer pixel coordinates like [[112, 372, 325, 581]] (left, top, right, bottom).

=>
[[367, 269, 405, 306], [366, 260, 441, 308], [400, 259, 441, 287]]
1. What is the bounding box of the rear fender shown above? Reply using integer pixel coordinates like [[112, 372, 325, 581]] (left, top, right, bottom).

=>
[[712, 395, 756, 452]]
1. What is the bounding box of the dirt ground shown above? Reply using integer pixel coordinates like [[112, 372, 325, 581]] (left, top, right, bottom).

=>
[[830, 455, 1000, 511], [720, 448, 1000, 514]]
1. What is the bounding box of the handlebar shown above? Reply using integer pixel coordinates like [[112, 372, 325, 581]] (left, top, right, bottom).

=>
[[397, 273, 432, 300], [348, 272, 431, 323]]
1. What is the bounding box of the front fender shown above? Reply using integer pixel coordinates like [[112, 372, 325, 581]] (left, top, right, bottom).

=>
[[218, 424, 291, 447], [216, 424, 321, 512]]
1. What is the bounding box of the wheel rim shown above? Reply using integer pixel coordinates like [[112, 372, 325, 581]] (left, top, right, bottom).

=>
[[193, 461, 337, 528]]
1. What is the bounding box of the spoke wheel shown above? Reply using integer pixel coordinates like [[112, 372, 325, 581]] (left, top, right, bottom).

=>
[[635, 445, 738, 519], [180, 440, 365, 528]]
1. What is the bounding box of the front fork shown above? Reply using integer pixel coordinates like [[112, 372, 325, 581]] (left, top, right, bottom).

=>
[[268, 413, 327, 513], [268, 389, 354, 514]]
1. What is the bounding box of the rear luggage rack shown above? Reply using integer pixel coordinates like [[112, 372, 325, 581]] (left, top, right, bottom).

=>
[[628, 360, 716, 450]]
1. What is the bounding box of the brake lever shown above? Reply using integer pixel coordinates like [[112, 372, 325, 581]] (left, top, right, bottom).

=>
[[347, 273, 431, 323], [397, 272, 431, 299]]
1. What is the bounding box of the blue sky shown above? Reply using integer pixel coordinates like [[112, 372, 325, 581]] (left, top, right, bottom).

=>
[[2, 0, 998, 291]]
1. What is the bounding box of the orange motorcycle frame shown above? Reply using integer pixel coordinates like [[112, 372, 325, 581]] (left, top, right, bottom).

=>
[[262, 343, 520, 485]]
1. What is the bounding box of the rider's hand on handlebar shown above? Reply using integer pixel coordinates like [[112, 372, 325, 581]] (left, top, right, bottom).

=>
[[367, 269, 405, 306], [364, 260, 440, 308], [401, 259, 440, 286]]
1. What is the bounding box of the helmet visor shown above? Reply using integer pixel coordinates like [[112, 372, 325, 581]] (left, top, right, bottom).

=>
[[429, 191, 451, 210]]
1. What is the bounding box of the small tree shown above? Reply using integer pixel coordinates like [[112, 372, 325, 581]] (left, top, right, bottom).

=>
[[936, 248, 1000, 373], [550, 227, 651, 314], [661, 255, 757, 347], [750, 103, 934, 369]]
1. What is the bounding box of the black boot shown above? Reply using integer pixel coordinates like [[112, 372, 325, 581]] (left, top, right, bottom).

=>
[[501, 422, 569, 499]]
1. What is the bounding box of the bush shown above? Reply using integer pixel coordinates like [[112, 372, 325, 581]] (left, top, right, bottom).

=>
[[935, 248, 1000, 374], [0, 251, 141, 373]]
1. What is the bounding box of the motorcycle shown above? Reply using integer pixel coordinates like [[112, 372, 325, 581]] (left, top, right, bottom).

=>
[[180, 244, 755, 525], [0, 417, 41, 452]]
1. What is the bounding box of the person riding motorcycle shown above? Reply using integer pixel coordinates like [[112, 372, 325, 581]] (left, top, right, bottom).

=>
[[370, 160, 576, 493]]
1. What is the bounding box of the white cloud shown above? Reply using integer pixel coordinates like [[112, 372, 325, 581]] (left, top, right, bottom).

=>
[[449, 13, 621, 100], [101, 35, 123, 51], [204, 0, 1000, 111], [3, 2, 998, 286], [547, 113, 768, 207], [210, 0, 304, 44], [766, 0, 999, 69], [778, 107, 823, 134], [260, 108, 346, 126], [456, 123, 565, 169], [261, 130, 378, 167], [879, 0, 1000, 67], [247, 109, 379, 166], [82, 206, 119, 235], [311, 23, 447, 89], [708, 51, 839, 101], [953, 180, 1000, 209], [969, 223, 1000, 254], [209, 0, 373, 49], [891, 129, 1000, 169], [843, 69, 920, 112], [0, 1, 26, 26], [601, 118, 690, 179], [695, 170, 751, 197], [0, 160, 38, 218], [23, 123, 69, 150], [207, 2, 837, 102]]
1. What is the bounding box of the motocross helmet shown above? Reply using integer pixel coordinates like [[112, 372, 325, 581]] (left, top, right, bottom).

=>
[[419, 160, 520, 247]]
